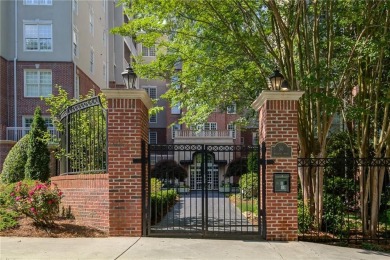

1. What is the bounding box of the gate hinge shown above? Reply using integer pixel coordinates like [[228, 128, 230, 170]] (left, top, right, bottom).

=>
[[260, 159, 275, 165], [133, 158, 148, 164]]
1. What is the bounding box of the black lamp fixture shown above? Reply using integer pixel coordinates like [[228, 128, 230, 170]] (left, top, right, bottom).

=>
[[268, 68, 289, 91], [121, 65, 137, 89]]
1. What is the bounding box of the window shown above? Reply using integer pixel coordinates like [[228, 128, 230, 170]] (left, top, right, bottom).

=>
[[252, 132, 259, 145], [227, 103, 236, 114], [149, 132, 157, 144], [190, 122, 217, 131], [73, 29, 78, 57], [24, 0, 52, 5], [171, 102, 181, 114], [24, 70, 52, 97], [227, 123, 236, 139], [171, 124, 181, 139], [142, 45, 156, 56], [89, 8, 94, 35], [205, 122, 217, 131], [149, 114, 157, 123], [90, 48, 94, 73], [73, 0, 78, 14], [24, 22, 52, 51], [144, 87, 157, 99], [144, 87, 157, 123], [23, 116, 53, 128]]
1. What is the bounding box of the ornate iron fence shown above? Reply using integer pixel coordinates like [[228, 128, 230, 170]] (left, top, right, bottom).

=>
[[59, 96, 107, 174], [147, 144, 263, 239], [298, 157, 390, 245]]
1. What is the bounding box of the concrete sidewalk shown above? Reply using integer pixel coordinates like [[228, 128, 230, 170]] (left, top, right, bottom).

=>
[[1, 236, 389, 260]]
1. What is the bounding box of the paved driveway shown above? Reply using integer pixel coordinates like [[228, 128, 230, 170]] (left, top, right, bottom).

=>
[[152, 190, 258, 234]]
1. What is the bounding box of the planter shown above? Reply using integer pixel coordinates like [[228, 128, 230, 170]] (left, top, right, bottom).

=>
[[177, 187, 190, 193], [231, 187, 239, 193], [219, 186, 231, 193]]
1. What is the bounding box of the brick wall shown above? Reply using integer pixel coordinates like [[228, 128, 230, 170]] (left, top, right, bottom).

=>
[[252, 91, 303, 241], [51, 174, 109, 232], [103, 89, 152, 236], [77, 67, 101, 95]]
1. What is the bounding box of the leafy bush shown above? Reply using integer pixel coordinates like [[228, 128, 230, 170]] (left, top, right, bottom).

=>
[[322, 193, 346, 235], [150, 178, 163, 193], [0, 208, 19, 231], [0, 179, 37, 208], [24, 107, 51, 182], [10, 181, 63, 226], [239, 172, 259, 199], [150, 189, 177, 224], [298, 200, 312, 233], [1, 135, 29, 184], [247, 152, 259, 173]]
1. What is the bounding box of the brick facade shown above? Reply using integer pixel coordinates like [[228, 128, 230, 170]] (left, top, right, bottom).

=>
[[77, 66, 101, 96], [102, 89, 152, 236], [51, 174, 109, 231], [5, 61, 74, 126], [252, 91, 304, 241]]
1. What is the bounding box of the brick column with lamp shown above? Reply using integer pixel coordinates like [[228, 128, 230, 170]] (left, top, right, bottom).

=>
[[252, 90, 304, 241], [102, 89, 152, 236]]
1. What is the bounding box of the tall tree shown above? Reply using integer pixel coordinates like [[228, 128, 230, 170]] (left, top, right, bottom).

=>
[[114, 0, 390, 235]]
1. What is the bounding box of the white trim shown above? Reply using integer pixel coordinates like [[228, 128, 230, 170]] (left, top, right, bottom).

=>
[[23, 20, 53, 52], [101, 89, 153, 109], [251, 91, 305, 111]]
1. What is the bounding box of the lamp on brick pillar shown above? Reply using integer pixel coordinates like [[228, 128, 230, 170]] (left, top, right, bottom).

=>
[[268, 68, 289, 91], [121, 64, 137, 89], [251, 80, 304, 241]]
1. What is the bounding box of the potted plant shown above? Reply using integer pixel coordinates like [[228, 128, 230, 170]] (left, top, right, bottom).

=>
[[177, 183, 190, 193], [219, 181, 231, 193]]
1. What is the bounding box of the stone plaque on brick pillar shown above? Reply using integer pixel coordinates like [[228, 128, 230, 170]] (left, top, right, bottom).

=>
[[252, 90, 304, 241], [102, 89, 152, 237]]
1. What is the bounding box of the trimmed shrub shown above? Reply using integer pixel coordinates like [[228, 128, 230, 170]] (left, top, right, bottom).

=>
[[150, 178, 163, 193], [247, 151, 259, 173], [150, 189, 177, 224], [298, 200, 312, 233], [10, 181, 63, 226], [24, 107, 51, 182], [1, 135, 29, 184], [0, 209, 19, 231], [239, 172, 259, 199]]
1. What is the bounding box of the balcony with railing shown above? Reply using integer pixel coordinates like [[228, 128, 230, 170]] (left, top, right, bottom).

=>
[[173, 130, 235, 144], [6, 127, 59, 143]]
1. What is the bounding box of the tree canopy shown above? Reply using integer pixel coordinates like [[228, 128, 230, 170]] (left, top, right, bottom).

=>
[[114, 0, 390, 236]]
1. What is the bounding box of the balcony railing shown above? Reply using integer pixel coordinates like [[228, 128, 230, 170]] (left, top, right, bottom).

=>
[[174, 130, 235, 139], [6, 127, 59, 143]]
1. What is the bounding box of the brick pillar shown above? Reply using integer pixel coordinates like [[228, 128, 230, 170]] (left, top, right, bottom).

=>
[[252, 91, 304, 241], [102, 89, 152, 236]]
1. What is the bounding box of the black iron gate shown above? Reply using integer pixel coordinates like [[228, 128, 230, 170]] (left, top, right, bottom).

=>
[[145, 144, 265, 239]]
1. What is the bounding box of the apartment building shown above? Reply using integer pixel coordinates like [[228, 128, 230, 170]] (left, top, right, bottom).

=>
[[0, 0, 257, 174]]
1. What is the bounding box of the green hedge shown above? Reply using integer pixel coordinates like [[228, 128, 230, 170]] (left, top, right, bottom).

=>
[[239, 172, 259, 199], [150, 189, 177, 224], [1, 135, 29, 184]]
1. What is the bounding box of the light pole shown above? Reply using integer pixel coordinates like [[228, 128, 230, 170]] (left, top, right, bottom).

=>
[[269, 68, 289, 91], [121, 65, 137, 89]]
